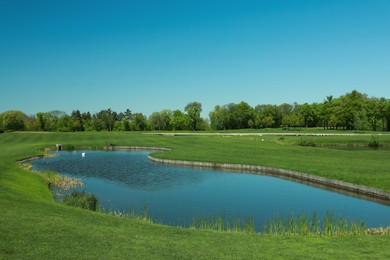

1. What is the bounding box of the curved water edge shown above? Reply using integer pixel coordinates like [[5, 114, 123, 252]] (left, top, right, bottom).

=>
[[27, 146, 390, 232], [105, 145, 390, 204], [19, 145, 390, 204]]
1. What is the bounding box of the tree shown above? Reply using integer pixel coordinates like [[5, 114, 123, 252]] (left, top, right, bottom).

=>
[[130, 113, 147, 131], [385, 100, 390, 131], [35, 110, 67, 131], [57, 115, 72, 132], [36, 112, 46, 131], [171, 110, 190, 130], [230, 101, 254, 129], [282, 113, 304, 129], [353, 109, 368, 131], [71, 110, 84, 131], [366, 98, 381, 131], [209, 105, 228, 130], [254, 104, 279, 128], [185, 102, 202, 131], [149, 110, 172, 131], [321, 95, 333, 129], [2, 110, 26, 131], [81, 112, 93, 131], [296, 103, 317, 128], [95, 109, 117, 131], [339, 90, 367, 130], [0, 113, 4, 132]]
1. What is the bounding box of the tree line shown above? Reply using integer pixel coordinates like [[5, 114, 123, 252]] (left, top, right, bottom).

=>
[[1, 91, 390, 132], [0, 102, 206, 132]]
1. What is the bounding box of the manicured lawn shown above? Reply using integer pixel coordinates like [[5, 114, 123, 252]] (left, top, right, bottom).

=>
[[1, 131, 389, 259]]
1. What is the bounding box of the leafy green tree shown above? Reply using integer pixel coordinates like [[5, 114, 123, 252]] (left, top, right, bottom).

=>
[[197, 117, 209, 131], [296, 103, 318, 128], [185, 102, 202, 131], [321, 95, 333, 129], [282, 113, 304, 129], [366, 98, 381, 131], [71, 110, 84, 131], [0, 113, 4, 132], [57, 115, 72, 132], [130, 113, 147, 131], [377, 98, 388, 131], [353, 109, 368, 131], [209, 105, 229, 130], [328, 98, 343, 130], [2, 110, 26, 131], [24, 115, 39, 131], [254, 104, 279, 128], [261, 116, 275, 128], [230, 101, 254, 129], [36, 110, 67, 131], [149, 110, 172, 131], [385, 100, 390, 131], [36, 112, 46, 131], [81, 112, 93, 131], [339, 90, 367, 130], [171, 110, 190, 130], [113, 120, 125, 131], [95, 109, 117, 131]]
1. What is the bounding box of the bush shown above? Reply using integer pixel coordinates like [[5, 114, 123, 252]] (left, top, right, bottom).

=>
[[368, 136, 380, 149], [63, 191, 98, 211], [299, 138, 316, 147], [66, 144, 76, 151]]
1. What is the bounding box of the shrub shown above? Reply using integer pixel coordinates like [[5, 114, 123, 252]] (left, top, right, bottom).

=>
[[368, 136, 380, 149], [299, 138, 316, 147], [66, 144, 76, 151], [63, 191, 98, 211]]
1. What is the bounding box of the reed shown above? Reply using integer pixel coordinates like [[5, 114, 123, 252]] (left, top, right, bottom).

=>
[[63, 190, 98, 211], [263, 211, 368, 237], [189, 214, 255, 233], [244, 216, 256, 234], [105, 205, 154, 224]]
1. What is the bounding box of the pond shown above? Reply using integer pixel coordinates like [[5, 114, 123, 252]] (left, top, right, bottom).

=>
[[31, 150, 390, 232]]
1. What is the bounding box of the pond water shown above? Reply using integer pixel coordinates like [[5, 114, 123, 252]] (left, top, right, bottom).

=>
[[31, 150, 390, 231]]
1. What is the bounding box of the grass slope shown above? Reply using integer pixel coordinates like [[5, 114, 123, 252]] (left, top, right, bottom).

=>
[[1, 131, 390, 259]]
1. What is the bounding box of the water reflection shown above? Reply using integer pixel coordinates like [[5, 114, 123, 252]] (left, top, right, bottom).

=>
[[33, 151, 211, 191]]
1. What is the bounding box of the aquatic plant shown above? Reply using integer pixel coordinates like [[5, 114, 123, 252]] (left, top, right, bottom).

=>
[[105, 206, 154, 224], [63, 191, 98, 211], [263, 211, 368, 237], [368, 135, 380, 148]]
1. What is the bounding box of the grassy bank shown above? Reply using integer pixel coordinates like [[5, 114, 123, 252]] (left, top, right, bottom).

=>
[[1, 131, 390, 259]]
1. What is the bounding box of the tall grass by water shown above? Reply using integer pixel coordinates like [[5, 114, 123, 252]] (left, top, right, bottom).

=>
[[103, 207, 388, 237], [189, 214, 256, 233], [101, 204, 154, 224], [263, 211, 368, 236], [63, 190, 98, 211]]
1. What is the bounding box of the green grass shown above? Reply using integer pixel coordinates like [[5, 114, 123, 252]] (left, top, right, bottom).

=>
[[1, 131, 390, 259]]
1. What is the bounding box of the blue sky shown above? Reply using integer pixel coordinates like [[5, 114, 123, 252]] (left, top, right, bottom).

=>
[[1, 0, 389, 117]]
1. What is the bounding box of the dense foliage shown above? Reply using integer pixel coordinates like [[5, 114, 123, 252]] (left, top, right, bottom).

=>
[[1, 90, 390, 132], [211, 91, 390, 131]]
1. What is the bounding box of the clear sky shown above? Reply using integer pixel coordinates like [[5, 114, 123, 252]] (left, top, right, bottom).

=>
[[1, 0, 389, 117]]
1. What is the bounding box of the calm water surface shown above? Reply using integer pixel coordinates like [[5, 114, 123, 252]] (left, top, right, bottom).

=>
[[31, 150, 390, 231]]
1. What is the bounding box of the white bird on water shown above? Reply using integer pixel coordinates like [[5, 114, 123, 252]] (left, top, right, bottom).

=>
[[82, 152, 86, 157]]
